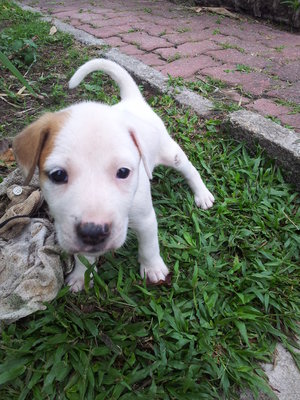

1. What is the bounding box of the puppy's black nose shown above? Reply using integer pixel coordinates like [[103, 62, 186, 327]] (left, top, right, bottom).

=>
[[76, 222, 111, 245]]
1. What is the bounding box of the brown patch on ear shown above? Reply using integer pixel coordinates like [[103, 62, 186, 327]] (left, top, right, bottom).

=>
[[13, 111, 69, 185], [129, 130, 152, 179]]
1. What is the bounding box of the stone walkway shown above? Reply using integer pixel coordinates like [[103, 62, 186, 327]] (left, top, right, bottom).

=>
[[22, 0, 300, 132]]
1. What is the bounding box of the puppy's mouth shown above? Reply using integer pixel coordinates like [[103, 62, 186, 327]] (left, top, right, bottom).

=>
[[62, 233, 126, 255], [67, 242, 110, 256], [55, 222, 128, 255]]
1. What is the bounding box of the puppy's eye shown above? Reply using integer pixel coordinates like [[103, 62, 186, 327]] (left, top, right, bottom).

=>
[[48, 168, 68, 184], [116, 168, 130, 179]]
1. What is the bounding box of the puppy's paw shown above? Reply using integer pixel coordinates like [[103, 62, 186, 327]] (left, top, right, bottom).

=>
[[65, 271, 93, 292], [140, 259, 169, 283], [195, 188, 215, 210]]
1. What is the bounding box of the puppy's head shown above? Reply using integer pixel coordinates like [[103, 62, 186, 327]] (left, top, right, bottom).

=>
[[13, 103, 151, 256]]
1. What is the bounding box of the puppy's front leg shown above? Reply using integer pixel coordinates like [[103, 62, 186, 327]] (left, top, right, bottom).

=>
[[65, 254, 96, 292], [130, 180, 169, 283], [160, 138, 214, 210], [135, 208, 169, 282]]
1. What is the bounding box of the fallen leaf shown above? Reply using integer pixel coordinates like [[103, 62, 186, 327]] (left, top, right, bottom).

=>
[[190, 6, 243, 20], [145, 272, 173, 287], [49, 26, 57, 36], [17, 86, 26, 96], [0, 148, 15, 167]]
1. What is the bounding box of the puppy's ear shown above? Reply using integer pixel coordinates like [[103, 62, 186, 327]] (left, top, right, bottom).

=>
[[126, 114, 162, 180], [129, 130, 153, 179], [13, 112, 68, 185]]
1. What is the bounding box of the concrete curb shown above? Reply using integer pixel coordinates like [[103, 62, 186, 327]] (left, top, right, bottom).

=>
[[15, 4, 300, 398]]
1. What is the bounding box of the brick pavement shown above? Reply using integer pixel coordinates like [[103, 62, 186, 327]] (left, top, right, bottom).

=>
[[22, 0, 300, 132]]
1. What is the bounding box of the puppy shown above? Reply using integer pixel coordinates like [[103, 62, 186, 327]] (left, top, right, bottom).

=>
[[13, 59, 214, 292]]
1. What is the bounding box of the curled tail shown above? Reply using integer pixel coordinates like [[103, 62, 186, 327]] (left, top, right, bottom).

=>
[[69, 58, 142, 100]]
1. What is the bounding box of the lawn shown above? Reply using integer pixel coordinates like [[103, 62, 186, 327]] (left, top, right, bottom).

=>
[[0, 2, 299, 399]]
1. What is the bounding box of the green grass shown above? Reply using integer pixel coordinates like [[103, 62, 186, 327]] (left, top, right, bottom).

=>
[[1, 2, 300, 400]]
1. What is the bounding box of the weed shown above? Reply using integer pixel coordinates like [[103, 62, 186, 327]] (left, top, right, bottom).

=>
[[0, 51, 37, 96], [0, 34, 37, 67], [128, 27, 140, 33], [225, 64, 253, 74], [236, 64, 253, 73], [220, 42, 245, 53], [281, 0, 300, 11], [275, 45, 285, 52], [213, 100, 242, 112], [167, 52, 181, 63], [266, 115, 282, 124], [159, 30, 167, 37], [177, 27, 190, 33], [51, 83, 66, 104]]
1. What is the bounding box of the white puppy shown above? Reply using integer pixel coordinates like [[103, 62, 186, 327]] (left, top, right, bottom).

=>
[[13, 59, 214, 292]]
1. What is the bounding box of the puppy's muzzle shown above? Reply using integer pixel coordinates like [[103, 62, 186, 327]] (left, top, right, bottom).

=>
[[76, 222, 111, 246]]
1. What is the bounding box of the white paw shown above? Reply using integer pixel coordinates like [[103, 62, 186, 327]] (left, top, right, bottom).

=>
[[195, 188, 215, 210], [140, 258, 169, 283], [65, 271, 93, 292]]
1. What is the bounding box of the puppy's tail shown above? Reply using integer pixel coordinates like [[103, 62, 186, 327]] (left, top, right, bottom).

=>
[[69, 58, 143, 100]]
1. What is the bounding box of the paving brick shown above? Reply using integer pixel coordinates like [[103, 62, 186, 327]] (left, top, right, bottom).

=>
[[84, 15, 137, 28], [215, 25, 248, 40], [120, 31, 173, 51], [155, 40, 221, 60], [105, 36, 127, 48], [261, 34, 300, 48], [158, 55, 218, 78], [267, 82, 300, 104], [163, 29, 217, 46], [129, 22, 173, 37], [51, 10, 83, 20], [40, 4, 86, 13], [206, 48, 272, 69], [201, 65, 271, 96], [69, 19, 84, 28], [139, 21, 173, 39], [266, 46, 300, 61], [119, 44, 145, 56], [139, 13, 188, 27], [135, 53, 166, 67], [268, 61, 300, 83], [246, 99, 290, 118], [279, 113, 300, 133], [240, 21, 275, 36], [79, 24, 133, 39], [185, 13, 228, 30], [220, 89, 251, 105], [212, 36, 270, 56], [76, 13, 116, 25]]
